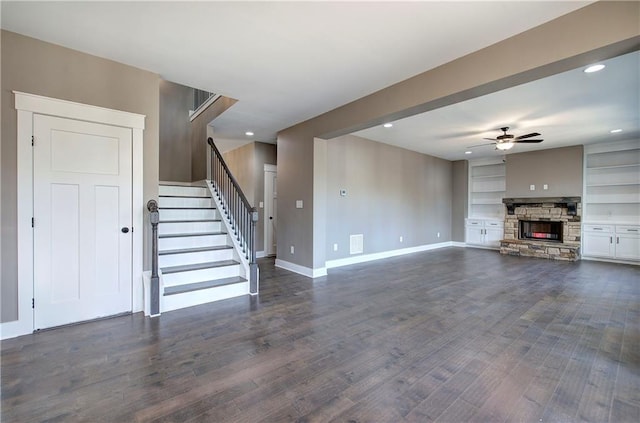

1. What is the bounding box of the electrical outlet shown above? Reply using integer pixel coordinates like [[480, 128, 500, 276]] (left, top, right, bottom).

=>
[[530, 184, 535, 191], [437, 232, 440, 238], [290, 245, 294, 254], [543, 184, 548, 190], [399, 236, 403, 243], [333, 243, 338, 251]]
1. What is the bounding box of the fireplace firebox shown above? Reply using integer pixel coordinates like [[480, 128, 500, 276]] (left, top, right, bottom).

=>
[[519, 220, 563, 242]]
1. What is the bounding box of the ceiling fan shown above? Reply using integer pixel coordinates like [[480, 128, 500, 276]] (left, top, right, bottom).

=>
[[469, 127, 543, 151]]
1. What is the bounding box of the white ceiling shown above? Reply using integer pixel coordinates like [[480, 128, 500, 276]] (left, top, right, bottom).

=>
[[3, 1, 630, 159], [355, 51, 640, 161]]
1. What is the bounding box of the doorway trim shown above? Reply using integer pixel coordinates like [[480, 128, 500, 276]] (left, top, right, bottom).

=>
[[1, 92, 145, 339], [264, 164, 277, 257]]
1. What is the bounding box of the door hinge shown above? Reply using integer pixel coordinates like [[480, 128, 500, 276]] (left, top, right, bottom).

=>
[[131, 227, 134, 233], [32, 217, 34, 228], [32, 298, 35, 309], [31, 136, 34, 146]]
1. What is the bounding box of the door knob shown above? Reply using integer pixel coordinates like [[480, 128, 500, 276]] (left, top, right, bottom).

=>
[[269, 217, 273, 220], [121, 227, 130, 233]]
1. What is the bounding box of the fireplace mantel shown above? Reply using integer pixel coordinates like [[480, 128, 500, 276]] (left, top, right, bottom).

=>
[[502, 197, 581, 216]]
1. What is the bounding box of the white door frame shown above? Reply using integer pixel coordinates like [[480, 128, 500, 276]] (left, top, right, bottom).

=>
[[1, 92, 145, 339], [264, 164, 277, 256]]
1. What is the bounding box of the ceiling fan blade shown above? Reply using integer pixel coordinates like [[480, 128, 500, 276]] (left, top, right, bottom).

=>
[[514, 139, 543, 143], [516, 132, 541, 139], [483, 137, 498, 141], [468, 142, 496, 148]]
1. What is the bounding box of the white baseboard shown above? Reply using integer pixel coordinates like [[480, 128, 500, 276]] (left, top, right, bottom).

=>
[[326, 241, 455, 269], [0, 319, 32, 340], [257, 250, 266, 258], [451, 241, 467, 248], [275, 259, 327, 278], [581, 256, 639, 266]]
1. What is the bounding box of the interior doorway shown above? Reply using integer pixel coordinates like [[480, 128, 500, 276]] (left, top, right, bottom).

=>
[[264, 165, 277, 256]]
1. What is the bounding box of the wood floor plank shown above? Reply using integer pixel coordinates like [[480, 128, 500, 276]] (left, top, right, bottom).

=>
[[2, 248, 638, 422]]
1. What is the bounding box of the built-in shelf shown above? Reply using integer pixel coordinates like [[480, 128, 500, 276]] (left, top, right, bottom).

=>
[[584, 141, 640, 229], [468, 158, 505, 219]]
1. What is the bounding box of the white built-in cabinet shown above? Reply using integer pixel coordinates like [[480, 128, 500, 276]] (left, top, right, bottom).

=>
[[465, 218, 504, 248], [466, 158, 506, 249], [583, 140, 640, 262]]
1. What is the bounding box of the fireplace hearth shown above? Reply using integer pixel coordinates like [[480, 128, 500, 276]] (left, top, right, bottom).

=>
[[500, 197, 581, 261]]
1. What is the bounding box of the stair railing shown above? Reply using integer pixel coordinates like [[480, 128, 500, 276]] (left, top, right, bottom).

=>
[[207, 137, 259, 294], [147, 199, 160, 315]]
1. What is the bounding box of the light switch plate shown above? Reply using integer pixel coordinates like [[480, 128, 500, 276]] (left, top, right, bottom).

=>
[[296, 200, 303, 208], [259, 201, 264, 208]]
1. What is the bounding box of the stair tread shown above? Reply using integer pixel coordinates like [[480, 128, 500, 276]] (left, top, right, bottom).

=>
[[163, 276, 247, 296], [161, 260, 240, 274], [159, 231, 227, 239], [160, 219, 221, 223], [159, 194, 211, 199], [159, 207, 216, 210], [159, 245, 232, 255]]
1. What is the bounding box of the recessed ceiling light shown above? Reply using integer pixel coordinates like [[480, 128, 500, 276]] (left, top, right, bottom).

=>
[[465, 151, 472, 155], [584, 64, 605, 73], [245, 131, 254, 136], [610, 128, 623, 133], [383, 123, 393, 128]]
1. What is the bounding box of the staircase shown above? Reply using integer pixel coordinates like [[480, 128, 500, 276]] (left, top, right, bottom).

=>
[[156, 183, 249, 312]]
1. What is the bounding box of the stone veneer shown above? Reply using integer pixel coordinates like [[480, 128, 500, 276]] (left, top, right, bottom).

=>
[[500, 198, 581, 261]]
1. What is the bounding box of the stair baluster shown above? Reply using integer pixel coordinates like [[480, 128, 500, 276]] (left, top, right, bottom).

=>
[[207, 138, 259, 294]]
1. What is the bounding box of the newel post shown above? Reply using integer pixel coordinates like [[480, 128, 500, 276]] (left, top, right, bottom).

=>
[[147, 199, 160, 315], [249, 207, 259, 295]]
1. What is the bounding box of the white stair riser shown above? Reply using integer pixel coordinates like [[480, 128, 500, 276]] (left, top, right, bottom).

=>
[[159, 234, 228, 250], [159, 221, 222, 235], [159, 208, 218, 221], [159, 249, 234, 268], [162, 265, 241, 287], [159, 196, 213, 208], [161, 282, 248, 313], [159, 185, 209, 197]]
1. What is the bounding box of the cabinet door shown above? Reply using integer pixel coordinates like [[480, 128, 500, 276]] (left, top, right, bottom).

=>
[[583, 232, 614, 258], [466, 226, 484, 245], [615, 234, 640, 260], [485, 227, 504, 248]]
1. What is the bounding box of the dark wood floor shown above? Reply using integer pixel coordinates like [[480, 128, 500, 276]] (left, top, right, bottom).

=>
[[2, 248, 639, 422]]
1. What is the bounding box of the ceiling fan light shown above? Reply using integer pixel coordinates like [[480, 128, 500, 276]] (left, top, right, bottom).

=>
[[495, 142, 514, 151]]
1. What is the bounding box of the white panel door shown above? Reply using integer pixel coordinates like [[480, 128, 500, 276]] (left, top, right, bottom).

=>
[[264, 170, 277, 256], [33, 114, 133, 329]]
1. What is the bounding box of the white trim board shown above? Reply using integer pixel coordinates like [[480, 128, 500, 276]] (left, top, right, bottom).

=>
[[275, 259, 327, 278], [273, 242, 462, 280], [1, 92, 145, 340], [325, 241, 456, 269]]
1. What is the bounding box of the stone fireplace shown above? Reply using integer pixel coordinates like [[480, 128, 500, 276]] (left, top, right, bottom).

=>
[[500, 197, 581, 261]]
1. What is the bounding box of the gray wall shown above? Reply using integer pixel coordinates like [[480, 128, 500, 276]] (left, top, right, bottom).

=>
[[506, 145, 583, 198], [324, 135, 452, 260], [277, 2, 638, 270], [1, 30, 160, 322], [159, 80, 193, 182], [190, 96, 237, 182], [223, 141, 277, 253], [451, 160, 468, 242]]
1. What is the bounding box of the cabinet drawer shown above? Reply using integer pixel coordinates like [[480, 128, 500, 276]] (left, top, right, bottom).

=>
[[583, 224, 614, 233], [616, 225, 640, 235], [466, 219, 483, 226], [485, 220, 504, 228]]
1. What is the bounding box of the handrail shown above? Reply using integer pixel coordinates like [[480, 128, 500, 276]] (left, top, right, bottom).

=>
[[147, 199, 160, 315], [207, 137, 259, 294]]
